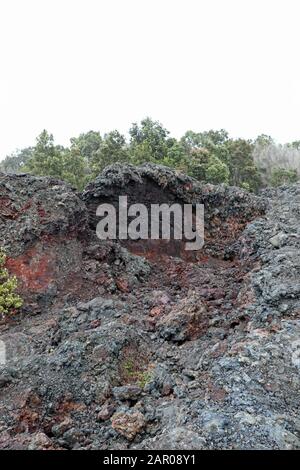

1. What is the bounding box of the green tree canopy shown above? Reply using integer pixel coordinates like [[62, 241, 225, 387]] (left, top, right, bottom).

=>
[[70, 131, 102, 161], [91, 130, 128, 176], [129, 117, 170, 163], [3, 119, 300, 192], [0, 147, 34, 174], [225, 139, 261, 191], [270, 168, 298, 187], [25, 130, 65, 179]]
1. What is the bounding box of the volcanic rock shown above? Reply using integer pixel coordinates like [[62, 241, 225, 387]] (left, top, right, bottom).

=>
[[1, 164, 300, 450]]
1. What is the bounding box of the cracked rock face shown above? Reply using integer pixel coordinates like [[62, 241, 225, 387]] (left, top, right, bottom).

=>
[[0, 164, 300, 450], [0, 172, 150, 309], [82, 163, 266, 260]]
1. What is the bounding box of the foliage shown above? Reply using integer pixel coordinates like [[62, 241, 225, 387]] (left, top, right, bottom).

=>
[[91, 130, 129, 176], [270, 168, 298, 187], [181, 129, 229, 149], [185, 148, 229, 184], [62, 147, 90, 190], [254, 134, 275, 147], [206, 156, 230, 184], [2, 118, 300, 192], [253, 141, 300, 186], [287, 140, 300, 150], [24, 130, 89, 190], [25, 130, 65, 179], [224, 139, 261, 191], [129, 117, 170, 163], [70, 131, 102, 162], [186, 148, 210, 180], [122, 359, 153, 388], [0, 147, 34, 173], [0, 249, 23, 317]]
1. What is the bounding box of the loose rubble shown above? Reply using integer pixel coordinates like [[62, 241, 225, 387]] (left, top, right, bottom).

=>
[[0, 165, 300, 449]]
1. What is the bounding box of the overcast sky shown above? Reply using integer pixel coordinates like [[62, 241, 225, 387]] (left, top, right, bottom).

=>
[[0, 0, 300, 158]]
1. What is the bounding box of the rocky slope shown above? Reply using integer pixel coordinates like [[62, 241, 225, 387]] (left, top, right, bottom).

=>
[[0, 164, 300, 450]]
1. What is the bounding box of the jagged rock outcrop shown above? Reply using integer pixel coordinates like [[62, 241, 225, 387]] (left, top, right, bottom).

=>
[[0, 172, 150, 310], [1, 165, 300, 450], [0, 173, 88, 305], [82, 163, 266, 258]]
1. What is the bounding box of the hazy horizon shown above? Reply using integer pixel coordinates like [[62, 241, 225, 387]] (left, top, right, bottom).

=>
[[1, 0, 300, 159]]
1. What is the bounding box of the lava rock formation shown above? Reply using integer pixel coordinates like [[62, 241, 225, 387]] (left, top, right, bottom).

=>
[[0, 164, 300, 450]]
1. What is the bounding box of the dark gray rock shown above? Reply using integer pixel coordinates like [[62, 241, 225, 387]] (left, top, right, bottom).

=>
[[1, 165, 300, 450], [112, 385, 142, 402]]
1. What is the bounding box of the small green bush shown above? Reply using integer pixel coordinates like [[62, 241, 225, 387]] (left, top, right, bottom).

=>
[[0, 249, 23, 317], [270, 168, 298, 187], [121, 358, 153, 387], [206, 156, 230, 185]]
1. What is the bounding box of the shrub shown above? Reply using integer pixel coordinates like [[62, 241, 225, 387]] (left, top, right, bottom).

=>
[[253, 142, 300, 186], [0, 249, 23, 317], [206, 156, 230, 185], [270, 168, 298, 187]]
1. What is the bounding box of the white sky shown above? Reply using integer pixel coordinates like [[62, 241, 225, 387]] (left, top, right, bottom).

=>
[[1, 0, 300, 159]]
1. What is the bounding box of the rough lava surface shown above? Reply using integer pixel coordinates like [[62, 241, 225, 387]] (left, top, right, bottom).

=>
[[0, 164, 300, 450]]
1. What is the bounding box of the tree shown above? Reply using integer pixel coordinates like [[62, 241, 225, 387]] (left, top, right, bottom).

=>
[[254, 134, 275, 147], [0, 147, 34, 173], [129, 117, 169, 163], [181, 129, 229, 150], [253, 140, 300, 187], [25, 130, 65, 179], [70, 131, 102, 162], [270, 168, 298, 187], [158, 138, 188, 171], [181, 130, 204, 150], [186, 148, 210, 181], [288, 140, 300, 150], [206, 156, 230, 184], [185, 147, 229, 184], [6, 122, 295, 193], [61, 147, 90, 190], [181, 129, 230, 175], [25, 130, 90, 190], [91, 130, 128, 176], [204, 129, 229, 146], [225, 139, 261, 191]]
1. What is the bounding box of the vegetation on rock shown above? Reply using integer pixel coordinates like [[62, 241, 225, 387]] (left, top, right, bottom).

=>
[[0, 249, 23, 317]]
